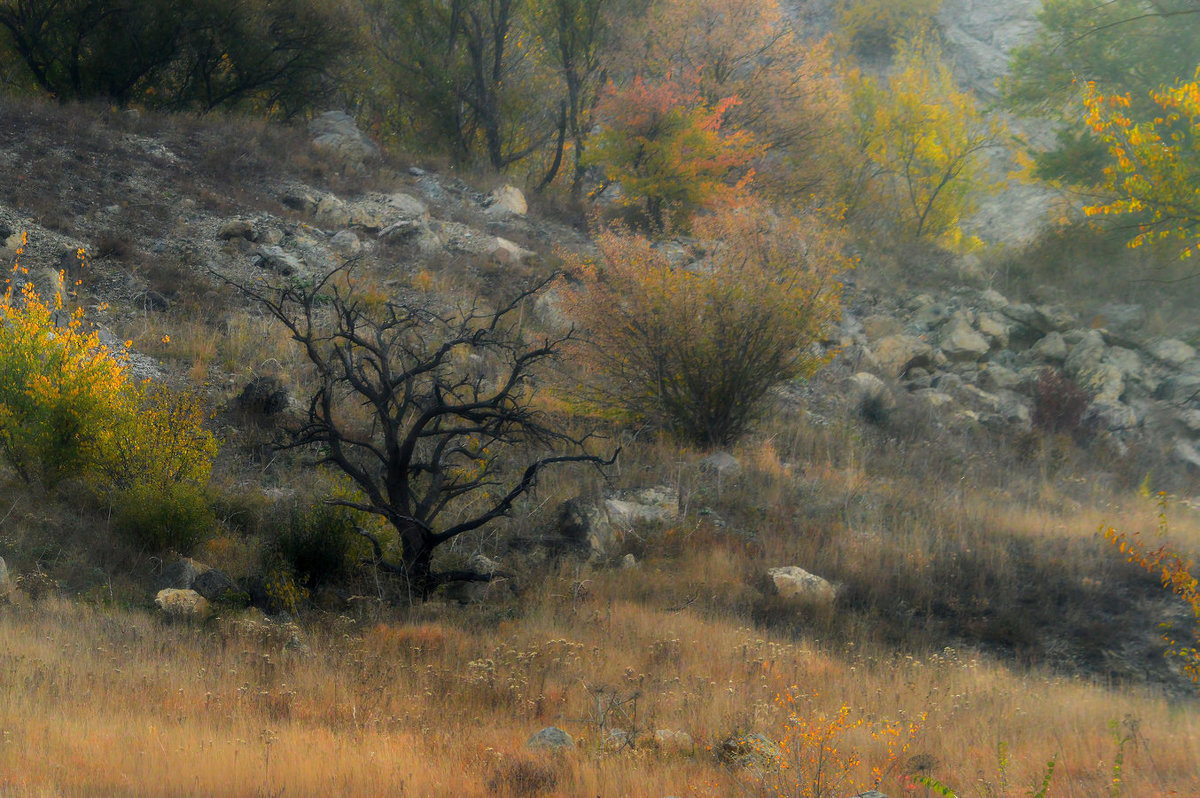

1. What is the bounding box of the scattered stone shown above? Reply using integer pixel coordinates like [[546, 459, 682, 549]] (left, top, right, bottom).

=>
[[330, 229, 362, 256], [254, 245, 304, 276], [1179, 409, 1200, 435], [871, 335, 934, 379], [939, 312, 990, 361], [485, 184, 527, 216], [218, 219, 254, 241], [1032, 332, 1068, 362], [526, 726, 574, 750], [767, 566, 837, 603], [236, 376, 290, 416], [700, 451, 742, 478], [155, 589, 211, 622], [1147, 338, 1197, 369]]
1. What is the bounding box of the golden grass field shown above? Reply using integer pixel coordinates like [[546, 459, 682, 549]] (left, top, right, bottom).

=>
[[2, 444, 1198, 797]]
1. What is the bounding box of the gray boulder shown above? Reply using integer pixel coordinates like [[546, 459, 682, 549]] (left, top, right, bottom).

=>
[[156, 558, 202, 592], [526, 726, 574, 750], [192, 569, 237, 602], [329, 230, 362, 256], [309, 111, 380, 168], [1032, 332, 1068, 362], [254, 245, 304, 276], [700, 451, 742, 478], [1147, 338, 1197, 369], [939, 312, 990, 361]]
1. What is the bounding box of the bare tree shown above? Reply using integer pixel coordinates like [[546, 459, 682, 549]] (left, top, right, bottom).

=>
[[228, 266, 614, 598]]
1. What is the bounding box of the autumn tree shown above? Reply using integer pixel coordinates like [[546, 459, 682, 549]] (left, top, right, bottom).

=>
[[229, 266, 611, 597], [1082, 73, 1200, 256], [619, 0, 848, 200], [584, 75, 759, 233], [1002, 0, 1200, 184], [848, 37, 1001, 242], [564, 201, 845, 446]]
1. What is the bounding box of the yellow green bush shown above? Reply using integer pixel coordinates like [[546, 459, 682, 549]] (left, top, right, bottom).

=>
[[0, 236, 217, 551]]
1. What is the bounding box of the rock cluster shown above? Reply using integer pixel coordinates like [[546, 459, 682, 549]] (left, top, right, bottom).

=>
[[839, 286, 1200, 466]]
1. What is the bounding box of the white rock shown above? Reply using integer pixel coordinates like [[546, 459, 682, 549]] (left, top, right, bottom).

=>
[[767, 566, 837, 603]]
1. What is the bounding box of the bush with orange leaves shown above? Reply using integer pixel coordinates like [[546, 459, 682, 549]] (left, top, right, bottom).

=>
[[563, 202, 846, 447]]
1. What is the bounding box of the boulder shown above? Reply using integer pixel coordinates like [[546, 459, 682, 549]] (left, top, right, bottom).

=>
[[939, 312, 990, 361], [192, 569, 237, 602], [315, 194, 350, 227], [718, 732, 782, 773], [0, 556, 10, 597], [485, 184, 527, 216], [767, 566, 837, 603], [975, 312, 1010, 348], [254, 245, 304, 276], [1146, 338, 1197, 369], [1032, 332, 1068, 362], [329, 230, 362, 256], [156, 558, 202, 592], [526, 726, 574, 751], [606, 486, 679, 526], [700, 451, 742, 478], [489, 236, 534, 265], [871, 335, 934, 379], [557, 497, 617, 558], [218, 219, 254, 241], [155, 589, 211, 622], [1034, 304, 1078, 333], [1174, 439, 1200, 471], [309, 110, 380, 168]]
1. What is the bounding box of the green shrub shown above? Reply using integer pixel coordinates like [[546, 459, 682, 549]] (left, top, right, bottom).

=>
[[276, 503, 356, 587], [110, 481, 215, 554]]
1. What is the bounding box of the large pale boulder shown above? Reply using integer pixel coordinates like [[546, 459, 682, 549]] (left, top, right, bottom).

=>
[[155, 589, 211, 622], [939, 312, 990, 361], [1147, 338, 1197, 369], [309, 111, 380, 168], [871, 335, 934, 379], [767, 566, 837, 603], [485, 185, 527, 216]]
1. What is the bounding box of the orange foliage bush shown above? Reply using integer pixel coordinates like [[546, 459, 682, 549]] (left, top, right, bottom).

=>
[[564, 201, 845, 445]]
